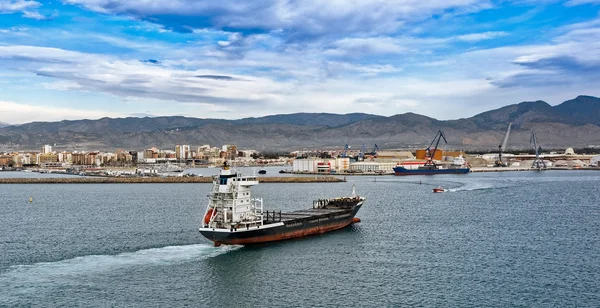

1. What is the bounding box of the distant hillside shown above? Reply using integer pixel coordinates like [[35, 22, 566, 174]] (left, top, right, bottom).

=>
[[1, 96, 600, 151], [468, 100, 565, 128], [236, 113, 382, 127], [3, 116, 222, 134], [0, 121, 10, 128], [553, 95, 600, 125]]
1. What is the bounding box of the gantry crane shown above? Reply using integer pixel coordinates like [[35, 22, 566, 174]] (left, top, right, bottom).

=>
[[495, 123, 512, 167], [357, 144, 366, 161], [340, 144, 349, 158], [365, 144, 379, 158], [530, 132, 546, 170], [424, 130, 447, 167]]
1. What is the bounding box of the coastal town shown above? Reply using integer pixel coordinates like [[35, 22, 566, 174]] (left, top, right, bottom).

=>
[[1, 142, 599, 177], [0, 144, 285, 175]]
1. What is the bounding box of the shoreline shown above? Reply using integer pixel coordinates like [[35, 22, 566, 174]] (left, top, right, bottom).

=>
[[283, 167, 600, 175], [0, 176, 344, 184], [470, 167, 600, 172]]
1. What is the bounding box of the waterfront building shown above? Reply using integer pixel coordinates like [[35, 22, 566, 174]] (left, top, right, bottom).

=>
[[591, 155, 600, 167], [0, 155, 12, 167], [71, 152, 99, 166], [136, 151, 145, 163], [175, 145, 182, 159], [41, 144, 52, 154], [175, 145, 191, 160], [349, 162, 397, 173], [375, 151, 415, 160], [144, 149, 154, 160], [293, 158, 350, 172]]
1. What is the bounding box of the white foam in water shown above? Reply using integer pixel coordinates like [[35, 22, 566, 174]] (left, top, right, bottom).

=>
[[0, 244, 241, 301], [448, 182, 495, 192]]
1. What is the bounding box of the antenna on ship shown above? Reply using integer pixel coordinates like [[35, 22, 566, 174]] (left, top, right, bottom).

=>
[[351, 184, 356, 198]]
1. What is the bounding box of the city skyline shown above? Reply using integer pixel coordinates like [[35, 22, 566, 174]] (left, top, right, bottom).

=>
[[2, 1, 600, 124]]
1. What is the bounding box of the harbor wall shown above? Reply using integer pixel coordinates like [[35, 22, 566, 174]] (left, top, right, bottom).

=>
[[0, 176, 344, 184]]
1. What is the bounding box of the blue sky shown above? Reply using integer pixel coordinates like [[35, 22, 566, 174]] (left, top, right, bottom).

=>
[[1, 0, 600, 124]]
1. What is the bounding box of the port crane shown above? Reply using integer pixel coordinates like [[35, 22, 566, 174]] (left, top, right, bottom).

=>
[[424, 130, 447, 167], [357, 144, 366, 161], [365, 144, 379, 158], [495, 123, 512, 167], [340, 144, 349, 158], [530, 132, 546, 170]]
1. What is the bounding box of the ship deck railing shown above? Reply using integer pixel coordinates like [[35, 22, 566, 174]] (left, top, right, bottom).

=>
[[264, 210, 282, 224], [261, 207, 355, 224], [313, 197, 360, 209]]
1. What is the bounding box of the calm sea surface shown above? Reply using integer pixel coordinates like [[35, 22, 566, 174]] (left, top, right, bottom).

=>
[[1, 171, 599, 307]]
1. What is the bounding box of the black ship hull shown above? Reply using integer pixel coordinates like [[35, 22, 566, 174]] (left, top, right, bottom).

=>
[[199, 202, 363, 246]]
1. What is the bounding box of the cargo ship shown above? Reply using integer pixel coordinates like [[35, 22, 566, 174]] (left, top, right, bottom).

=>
[[199, 163, 365, 246], [393, 161, 470, 175], [394, 130, 470, 176]]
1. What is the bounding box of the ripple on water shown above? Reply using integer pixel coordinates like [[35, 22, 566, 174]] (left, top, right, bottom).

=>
[[0, 171, 599, 306]]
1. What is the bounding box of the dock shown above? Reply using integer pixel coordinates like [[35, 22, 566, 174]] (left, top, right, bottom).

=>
[[470, 167, 533, 172]]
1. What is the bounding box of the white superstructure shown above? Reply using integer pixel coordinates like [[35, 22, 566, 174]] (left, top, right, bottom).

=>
[[451, 156, 466, 166], [201, 163, 264, 230]]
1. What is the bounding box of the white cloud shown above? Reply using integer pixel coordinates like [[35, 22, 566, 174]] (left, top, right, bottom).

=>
[[92, 34, 169, 51], [322, 31, 509, 60], [63, 0, 491, 39], [431, 20, 600, 100], [455, 31, 508, 42], [323, 62, 402, 77], [0, 43, 504, 120], [2, 3, 600, 122], [0, 0, 39, 12], [324, 37, 407, 58], [566, 0, 600, 5], [0, 0, 47, 20], [0, 100, 121, 123], [0, 26, 28, 33], [21, 9, 44, 19], [0, 45, 291, 107], [2, 37, 597, 122], [42, 81, 82, 91]]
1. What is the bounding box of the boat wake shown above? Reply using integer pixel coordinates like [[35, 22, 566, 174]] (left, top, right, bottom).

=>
[[447, 182, 496, 192], [0, 244, 240, 301]]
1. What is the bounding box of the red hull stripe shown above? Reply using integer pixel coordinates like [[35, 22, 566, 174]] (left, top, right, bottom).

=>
[[216, 220, 353, 245]]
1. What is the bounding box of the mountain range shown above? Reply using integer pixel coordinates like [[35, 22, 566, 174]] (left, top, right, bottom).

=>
[[0, 121, 10, 129], [1, 95, 600, 151]]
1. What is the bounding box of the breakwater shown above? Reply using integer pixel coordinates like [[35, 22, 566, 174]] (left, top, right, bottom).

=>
[[0, 176, 344, 184]]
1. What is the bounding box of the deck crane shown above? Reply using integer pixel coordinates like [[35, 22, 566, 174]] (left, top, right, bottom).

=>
[[424, 130, 447, 167], [530, 132, 546, 170], [495, 123, 512, 167]]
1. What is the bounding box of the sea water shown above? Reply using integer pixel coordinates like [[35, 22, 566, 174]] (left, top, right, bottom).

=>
[[0, 171, 599, 307]]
